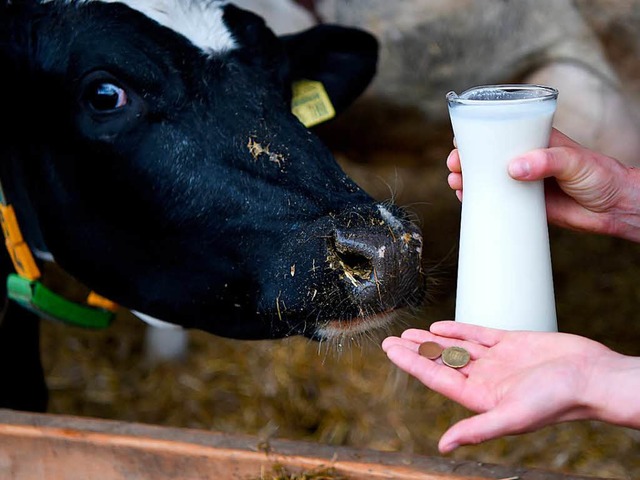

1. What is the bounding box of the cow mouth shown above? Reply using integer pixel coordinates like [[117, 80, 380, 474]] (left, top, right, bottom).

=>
[[314, 308, 400, 339]]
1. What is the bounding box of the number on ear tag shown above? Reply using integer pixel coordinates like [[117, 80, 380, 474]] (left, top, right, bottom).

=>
[[291, 80, 336, 127]]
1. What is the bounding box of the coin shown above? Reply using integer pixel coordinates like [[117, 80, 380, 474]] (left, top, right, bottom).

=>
[[418, 341, 443, 360], [442, 346, 471, 368]]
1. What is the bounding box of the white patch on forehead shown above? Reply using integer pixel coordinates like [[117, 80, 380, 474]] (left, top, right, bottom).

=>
[[96, 0, 237, 54]]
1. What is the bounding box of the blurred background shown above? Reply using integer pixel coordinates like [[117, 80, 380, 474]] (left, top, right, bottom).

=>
[[40, 1, 640, 478]]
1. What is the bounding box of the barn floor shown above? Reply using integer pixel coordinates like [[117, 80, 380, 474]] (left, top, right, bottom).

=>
[[39, 110, 640, 478]]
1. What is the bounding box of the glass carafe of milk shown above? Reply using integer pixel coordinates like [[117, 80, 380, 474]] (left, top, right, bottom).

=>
[[447, 84, 558, 332]]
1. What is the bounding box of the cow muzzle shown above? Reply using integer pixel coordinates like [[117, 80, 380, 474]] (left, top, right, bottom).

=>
[[266, 203, 426, 341]]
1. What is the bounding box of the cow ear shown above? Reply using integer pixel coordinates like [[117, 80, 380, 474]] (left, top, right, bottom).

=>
[[223, 5, 284, 65], [281, 25, 378, 114]]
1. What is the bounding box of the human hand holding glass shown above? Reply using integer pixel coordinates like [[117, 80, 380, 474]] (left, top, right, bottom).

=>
[[447, 128, 640, 242]]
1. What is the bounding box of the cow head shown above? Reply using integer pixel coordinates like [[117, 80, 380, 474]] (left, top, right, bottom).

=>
[[0, 0, 425, 342]]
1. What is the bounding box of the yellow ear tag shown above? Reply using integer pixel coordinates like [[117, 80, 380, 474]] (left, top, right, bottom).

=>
[[291, 79, 336, 128]]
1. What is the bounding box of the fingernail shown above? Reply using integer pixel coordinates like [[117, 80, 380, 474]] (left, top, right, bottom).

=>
[[508, 158, 530, 178]]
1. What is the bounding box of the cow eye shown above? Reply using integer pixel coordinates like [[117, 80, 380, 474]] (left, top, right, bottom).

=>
[[85, 82, 128, 112]]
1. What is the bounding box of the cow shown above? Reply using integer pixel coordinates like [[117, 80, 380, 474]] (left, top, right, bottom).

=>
[[0, 0, 426, 412]]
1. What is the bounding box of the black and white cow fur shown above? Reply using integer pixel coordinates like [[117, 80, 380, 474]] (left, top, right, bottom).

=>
[[0, 0, 426, 411]]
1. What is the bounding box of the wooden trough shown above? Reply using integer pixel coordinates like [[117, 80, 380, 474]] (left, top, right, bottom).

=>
[[0, 409, 608, 480]]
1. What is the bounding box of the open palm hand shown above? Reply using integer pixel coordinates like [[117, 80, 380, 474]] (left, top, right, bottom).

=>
[[382, 321, 617, 453]]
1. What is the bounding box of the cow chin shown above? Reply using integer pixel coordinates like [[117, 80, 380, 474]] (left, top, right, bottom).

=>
[[314, 309, 400, 341]]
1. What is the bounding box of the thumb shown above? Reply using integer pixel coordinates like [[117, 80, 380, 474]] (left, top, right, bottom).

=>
[[438, 406, 531, 454], [507, 128, 583, 182], [508, 146, 587, 183]]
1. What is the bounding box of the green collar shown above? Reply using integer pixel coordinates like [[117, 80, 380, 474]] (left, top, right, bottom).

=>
[[0, 184, 117, 329]]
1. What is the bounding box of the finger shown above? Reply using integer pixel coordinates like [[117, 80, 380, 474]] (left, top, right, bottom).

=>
[[383, 334, 484, 361], [438, 405, 530, 454], [381, 335, 403, 352], [455, 189, 462, 202], [381, 335, 421, 353], [508, 145, 589, 183], [385, 344, 468, 400], [446, 149, 461, 173], [401, 328, 487, 359], [429, 321, 505, 347], [447, 172, 462, 191], [507, 129, 580, 182], [398, 328, 432, 344]]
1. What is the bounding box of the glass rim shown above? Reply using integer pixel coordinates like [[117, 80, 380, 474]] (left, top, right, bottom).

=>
[[446, 84, 558, 106]]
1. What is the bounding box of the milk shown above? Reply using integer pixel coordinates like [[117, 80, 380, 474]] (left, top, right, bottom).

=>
[[447, 85, 558, 331]]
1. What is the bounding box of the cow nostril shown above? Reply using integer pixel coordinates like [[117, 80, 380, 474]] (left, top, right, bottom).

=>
[[330, 236, 374, 282], [335, 249, 373, 280]]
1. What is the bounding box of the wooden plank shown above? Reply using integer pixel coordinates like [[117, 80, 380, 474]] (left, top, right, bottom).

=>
[[0, 409, 604, 480]]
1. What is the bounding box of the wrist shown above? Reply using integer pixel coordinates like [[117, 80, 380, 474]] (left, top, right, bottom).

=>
[[583, 351, 640, 428]]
